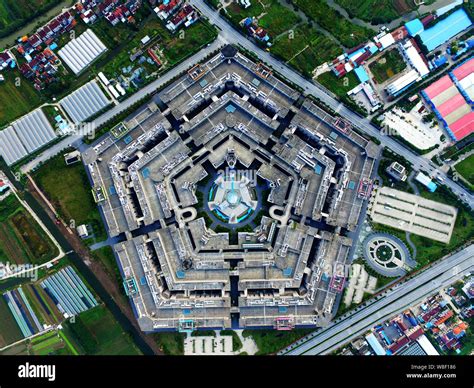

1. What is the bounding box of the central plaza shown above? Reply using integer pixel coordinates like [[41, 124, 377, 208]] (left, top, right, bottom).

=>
[[82, 46, 379, 332]]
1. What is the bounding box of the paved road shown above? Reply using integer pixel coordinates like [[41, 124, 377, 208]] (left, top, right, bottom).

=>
[[21, 0, 474, 209], [190, 0, 474, 209], [279, 244, 474, 355], [20, 37, 226, 174]]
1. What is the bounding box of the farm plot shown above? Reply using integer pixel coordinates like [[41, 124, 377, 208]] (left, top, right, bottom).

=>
[[0, 296, 23, 347], [0, 194, 58, 265], [30, 330, 79, 355], [369, 49, 407, 84], [292, 0, 375, 48], [40, 267, 98, 317], [335, 0, 436, 24], [272, 24, 341, 77], [65, 305, 142, 355]]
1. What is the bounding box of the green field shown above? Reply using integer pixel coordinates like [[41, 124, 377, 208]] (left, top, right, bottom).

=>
[[65, 305, 141, 355], [335, 0, 419, 24], [256, 1, 301, 37], [0, 329, 80, 355], [369, 49, 407, 84], [30, 330, 79, 355], [292, 0, 375, 48], [0, 0, 62, 38], [455, 155, 474, 187], [225, 1, 265, 26], [317, 70, 359, 97], [272, 24, 340, 77], [0, 194, 58, 265], [0, 69, 43, 128], [242, 329, 313, 355], [33, 152, 106, 242]]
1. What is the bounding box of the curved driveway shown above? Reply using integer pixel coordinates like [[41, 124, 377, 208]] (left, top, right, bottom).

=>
[[279, 244, 474, 355]]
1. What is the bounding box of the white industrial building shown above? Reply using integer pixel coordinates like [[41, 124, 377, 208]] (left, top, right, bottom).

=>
[[58, 29, 107, 75], [59, 80, 111, 124], [386, 69, 420, 96], [402, 40, 430, 78], [416, 334, 439, 355], [0, 109, 57, 165]]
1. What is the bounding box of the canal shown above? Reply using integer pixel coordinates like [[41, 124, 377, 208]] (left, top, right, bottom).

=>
[[0, 0, 74, 50], [0, 164, 155, 355]]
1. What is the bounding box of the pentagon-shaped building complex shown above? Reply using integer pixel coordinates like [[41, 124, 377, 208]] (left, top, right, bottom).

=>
[[82, 46, 380, 332]]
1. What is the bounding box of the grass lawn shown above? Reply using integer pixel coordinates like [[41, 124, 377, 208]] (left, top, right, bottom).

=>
[[0, 69, 43, 128], [92, 247, 122, 286], [317, 70, 359, 98], [221, 330, 243, 352], [152, 332, 185, 355], [272, 24, 340, 77], [66, 305, 142, 355], [292, 0, 375, 48], [369, 49, 407, 84], [455, 154, 474, 187], [33, 152, 106, 242], [163, 21, 217, 65], [242, 329, 313, 355]]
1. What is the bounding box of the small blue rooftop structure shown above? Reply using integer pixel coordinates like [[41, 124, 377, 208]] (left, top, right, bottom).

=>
[[49, 43, 58, 51], [415, 172, 437, 192], [419, 9, 472, 52], [405, 18, 424, 37], [354, 66, 370, 83], [369, 45, 379, 55], [226, 104, 236, 113], [427, 181, 438, 192], [432, 55, 447, 68]]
